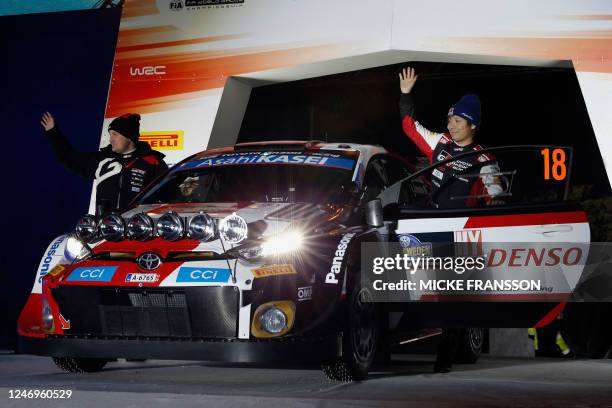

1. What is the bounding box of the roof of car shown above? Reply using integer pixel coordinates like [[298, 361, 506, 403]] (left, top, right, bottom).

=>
[[187, 140, 387, 161]]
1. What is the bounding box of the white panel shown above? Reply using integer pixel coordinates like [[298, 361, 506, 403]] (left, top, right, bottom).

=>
[[238, 303, 251, 339]]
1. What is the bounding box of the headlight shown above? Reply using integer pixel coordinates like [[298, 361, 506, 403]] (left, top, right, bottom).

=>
[[260, 307, 286, 334], [232, 229, 304, 261], [156, 212, 184, 241], [219, 213, 248, 244], [99, 214, 126, 242], [75, 215, 97, 242], [41, 298, 54, 332], [127, 213, 154, 241], [188, 212, 216, 241], [261, 230, 303, 257], [251, 301, 295, 338], [64, 236, 91, 263]]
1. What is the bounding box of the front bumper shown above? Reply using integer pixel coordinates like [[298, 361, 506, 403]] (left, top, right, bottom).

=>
[[18, 334, 341, 364]]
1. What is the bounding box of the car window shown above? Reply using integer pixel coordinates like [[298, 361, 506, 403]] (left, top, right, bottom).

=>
[[382, 155, 413, 185], [140, 164, 354, 205], [388, 146, 573, 210], [362, 157, 388, 202]]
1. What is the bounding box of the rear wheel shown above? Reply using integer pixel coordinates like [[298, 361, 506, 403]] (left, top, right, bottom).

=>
[[322, 286, 378, 382], [52, 357, 108, 373], [454, 327, 484, 364]]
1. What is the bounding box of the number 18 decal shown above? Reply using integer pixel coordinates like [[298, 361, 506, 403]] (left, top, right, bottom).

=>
[[541, 148, 567, 181]]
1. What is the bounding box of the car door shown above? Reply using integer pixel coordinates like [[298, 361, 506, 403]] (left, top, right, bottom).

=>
[[380, 145, 591, 327]]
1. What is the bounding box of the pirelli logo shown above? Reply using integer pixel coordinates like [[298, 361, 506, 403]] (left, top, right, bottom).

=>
[[251, 264, 297, 279], [140, 131, 184, 151]]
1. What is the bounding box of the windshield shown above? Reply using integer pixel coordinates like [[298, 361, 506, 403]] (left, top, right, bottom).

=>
[[139, 151, 358, 205]]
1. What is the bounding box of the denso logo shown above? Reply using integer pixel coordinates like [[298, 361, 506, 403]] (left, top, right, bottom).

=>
[[325, 233, 356, 284], [38, 236, 66, 283], [486, 247, 583, 268], [129, 66, 166, 76], [177, 267, 230, 283], [66, 266, 117, 282]]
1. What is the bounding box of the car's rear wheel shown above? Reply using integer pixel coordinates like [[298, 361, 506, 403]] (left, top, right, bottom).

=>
[[52, 357, 108, 373], [322, 285, 378, 382], [453, 327, 484, 364]]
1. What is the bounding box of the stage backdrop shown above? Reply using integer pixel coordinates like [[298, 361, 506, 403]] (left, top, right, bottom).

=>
[[98, 0, 612, 211]]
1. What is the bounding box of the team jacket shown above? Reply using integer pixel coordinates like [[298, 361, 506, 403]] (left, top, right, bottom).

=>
[[399, 93, 503, 208], [46, 127, 168, 213]]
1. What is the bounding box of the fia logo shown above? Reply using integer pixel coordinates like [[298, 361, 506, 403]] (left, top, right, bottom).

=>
[[170, 0, 184, 11]]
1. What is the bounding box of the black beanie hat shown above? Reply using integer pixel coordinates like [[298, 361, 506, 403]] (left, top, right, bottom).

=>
[[108, 113, 141, 143]]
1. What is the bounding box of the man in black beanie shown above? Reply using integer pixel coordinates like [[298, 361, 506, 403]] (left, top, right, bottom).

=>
[[41, 111, 168, 214]]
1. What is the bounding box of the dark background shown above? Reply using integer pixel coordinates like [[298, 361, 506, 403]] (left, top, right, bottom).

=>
[[0, 8, 121, 349], [0, 8, 609, 350], [239, 63, 610, 197]]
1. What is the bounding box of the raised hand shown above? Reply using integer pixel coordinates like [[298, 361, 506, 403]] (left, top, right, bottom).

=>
[[41, 111, 55, 131], [399, 67, 418, 94]]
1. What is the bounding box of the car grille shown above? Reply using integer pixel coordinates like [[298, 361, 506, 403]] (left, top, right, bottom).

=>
[[51, 286, 239, 338]]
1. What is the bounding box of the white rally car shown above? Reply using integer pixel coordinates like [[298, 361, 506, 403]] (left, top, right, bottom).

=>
[[18, 141, 590, 380]]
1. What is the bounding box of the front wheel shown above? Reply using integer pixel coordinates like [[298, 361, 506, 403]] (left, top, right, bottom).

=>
[[52, 357, 108, 373], [323, 286, 379, 382]]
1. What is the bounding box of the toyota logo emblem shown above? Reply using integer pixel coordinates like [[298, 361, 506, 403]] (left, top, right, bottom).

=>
[[137, 252, 162, 270]]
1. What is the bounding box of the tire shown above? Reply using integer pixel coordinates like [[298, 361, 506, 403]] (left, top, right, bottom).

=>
[[52, 357, 108, 373], [453, 327, 484, 364], [322, 285, 379, 382]]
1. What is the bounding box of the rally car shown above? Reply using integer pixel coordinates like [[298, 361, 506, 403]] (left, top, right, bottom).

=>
[[18, 141, 591, 380]]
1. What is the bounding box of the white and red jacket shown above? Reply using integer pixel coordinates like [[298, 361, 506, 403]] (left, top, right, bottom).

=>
[[399, 93, 503, 208]]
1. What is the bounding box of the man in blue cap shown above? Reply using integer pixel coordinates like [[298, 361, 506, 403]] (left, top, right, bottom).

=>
[[398, 67, 503, 209], [398, 67, 504, 373]]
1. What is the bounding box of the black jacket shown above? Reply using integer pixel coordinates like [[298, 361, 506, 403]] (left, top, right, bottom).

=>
[[46, 127, 168, 213]]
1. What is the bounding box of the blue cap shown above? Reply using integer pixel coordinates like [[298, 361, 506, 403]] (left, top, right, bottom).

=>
[[448, 94, 481, 128]]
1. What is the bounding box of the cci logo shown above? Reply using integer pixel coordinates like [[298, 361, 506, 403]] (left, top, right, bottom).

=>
[[67, 266, 117, 282], [177, 267, 230, 283]]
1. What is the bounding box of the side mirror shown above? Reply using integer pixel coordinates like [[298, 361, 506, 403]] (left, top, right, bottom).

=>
[[365, 199, 383, 228]]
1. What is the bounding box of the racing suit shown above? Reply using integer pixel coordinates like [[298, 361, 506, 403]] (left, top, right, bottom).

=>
[[399, 94, 503, 208], [46, 126, 168, 213]]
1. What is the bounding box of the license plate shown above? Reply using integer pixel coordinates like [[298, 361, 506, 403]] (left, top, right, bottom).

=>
[[126, 273, 159, 283]]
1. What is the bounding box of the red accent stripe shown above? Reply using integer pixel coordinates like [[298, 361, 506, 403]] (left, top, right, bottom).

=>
[[402, 115, 434, 163], [533, 302, 567, 328], [143, 155, 160, 165], [463, 211, 588, 229]]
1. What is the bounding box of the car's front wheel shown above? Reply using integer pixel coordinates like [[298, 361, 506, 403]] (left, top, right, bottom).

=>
[[323, 285, 378, 382], [52, 357, 108, 373]]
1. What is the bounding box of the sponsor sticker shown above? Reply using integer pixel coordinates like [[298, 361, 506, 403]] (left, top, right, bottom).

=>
[[178, 153, 355, 171], [326, 232, 357, 284], [66, 266, 118, 282], [432, 168, 444, 180], [454, 229, 484, 256], [297, 286, 312, 301], [38, 236, 66, 283], [125, 273, 159, 283], [177, 267, 231, 283], [140, 131, 184, 151], [251, 264, 297, 278], [398, 234, 433, 257], [48, 264, 66, 277]]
